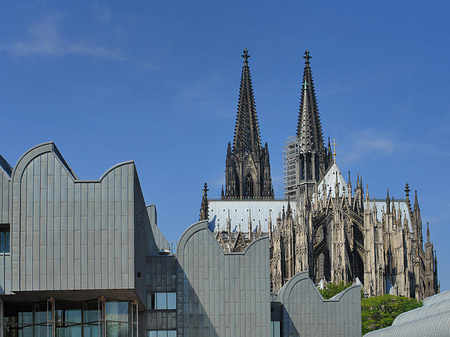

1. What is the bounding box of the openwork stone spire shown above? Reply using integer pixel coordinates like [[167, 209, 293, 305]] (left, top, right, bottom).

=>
[[225, 49, 273, 199], [233, 48, 262, 154], [295, 50, 330, 199], [297, 49, 325, 155]]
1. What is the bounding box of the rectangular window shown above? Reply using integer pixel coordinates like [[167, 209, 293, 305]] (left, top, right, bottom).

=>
[[271, 321, 280, 337], [148, 331, 177, 337], [156, 293, 167, 309], [0, 225, 10, 254], [147, 293, 176, 310]]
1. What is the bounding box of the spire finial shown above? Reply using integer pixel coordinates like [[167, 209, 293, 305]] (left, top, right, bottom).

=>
[[404, 183, 410, 198], [304, 49, 311, 63], [199, 182, 209, 221], [331, 138, 338, 163], [242, 48, 250, 63]]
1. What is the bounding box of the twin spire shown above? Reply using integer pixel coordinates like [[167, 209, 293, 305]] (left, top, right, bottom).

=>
[[233, 48, 325, 155], [297, 49, 326, 155], [225, 49, 273, 199], [225, 48, 325, 200], [232, 48, 262, 155]]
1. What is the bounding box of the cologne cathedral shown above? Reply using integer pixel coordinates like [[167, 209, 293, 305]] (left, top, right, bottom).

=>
[[200, 49, 439, 300]]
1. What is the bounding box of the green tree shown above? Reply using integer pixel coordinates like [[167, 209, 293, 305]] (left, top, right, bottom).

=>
[[318, 281, 353, 299], [361, 294, 422, 335]]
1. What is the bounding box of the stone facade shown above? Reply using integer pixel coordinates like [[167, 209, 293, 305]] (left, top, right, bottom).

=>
[[206, 49, 439, 301]]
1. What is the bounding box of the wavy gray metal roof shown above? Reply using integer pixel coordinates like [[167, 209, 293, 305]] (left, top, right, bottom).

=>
[[365, 291, 450, 336]]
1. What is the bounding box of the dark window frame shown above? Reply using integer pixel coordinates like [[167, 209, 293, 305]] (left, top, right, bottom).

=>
[[0, 224, 10, 254]]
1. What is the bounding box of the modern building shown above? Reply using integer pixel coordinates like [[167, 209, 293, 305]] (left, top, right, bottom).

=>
[[205, 49, 439, 300], [0, 142, 361, 336], [365, 290, 450, 336]]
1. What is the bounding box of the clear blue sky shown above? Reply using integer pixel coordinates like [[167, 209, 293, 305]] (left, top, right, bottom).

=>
[[1, 1, 449, 291]]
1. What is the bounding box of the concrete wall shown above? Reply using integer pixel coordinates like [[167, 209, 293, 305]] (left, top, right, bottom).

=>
[[277, 271, 361, 337], [176, 221, 271, 337]]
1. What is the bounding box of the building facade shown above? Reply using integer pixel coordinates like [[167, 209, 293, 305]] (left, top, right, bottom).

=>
[[0, 142, 361, 336], [206, 49, 439, 300]]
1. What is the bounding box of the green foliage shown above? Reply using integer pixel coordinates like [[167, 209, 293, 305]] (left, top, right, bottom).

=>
[[318, 281, 353, 299], [361, 294, 422, 335], [318, 282, 422, 335]]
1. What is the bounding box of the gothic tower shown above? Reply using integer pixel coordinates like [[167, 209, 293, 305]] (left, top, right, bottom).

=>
[[296, 50, 331, 200], [225, 49, 274, 199]]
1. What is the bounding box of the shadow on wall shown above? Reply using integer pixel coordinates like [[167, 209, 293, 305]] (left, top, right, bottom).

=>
[[177, 268, 219, 337], [176, 220, 271, 337], [277, 271, 361, 337]]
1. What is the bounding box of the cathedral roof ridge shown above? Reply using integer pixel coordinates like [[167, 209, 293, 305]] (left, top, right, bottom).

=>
[[369, 197, 407, 202], [208, 197, 287, 201]]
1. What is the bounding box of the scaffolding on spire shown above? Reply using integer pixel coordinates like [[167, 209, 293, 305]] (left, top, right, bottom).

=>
[[283, 135, 300, 199]]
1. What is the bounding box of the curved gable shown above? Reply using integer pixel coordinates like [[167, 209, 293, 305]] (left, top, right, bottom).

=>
[[11, 142, 77, 184], [277, 271, 361, 337], [8, 143, 140, 294], [177, 220, 271, 336]]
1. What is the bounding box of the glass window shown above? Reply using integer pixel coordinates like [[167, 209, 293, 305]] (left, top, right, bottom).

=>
[[147, 293, 155, 309], [156, 293, 166, 310], [18, 311, 33, 326], [148, 292, 176, 310], [271, 321, 280, 337], [148, 331, 176, 337], [167, 293, 176, 309], [106, 321, 129, 337], [0, 226, 10, 253], [35, 301, 50, 325], [83, 300, 100, 324], [84, 323, 99, 337], [106, 301, 129, 322]]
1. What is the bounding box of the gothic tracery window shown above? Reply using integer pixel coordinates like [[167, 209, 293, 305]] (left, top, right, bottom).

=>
[[245, 175, 254, 198]]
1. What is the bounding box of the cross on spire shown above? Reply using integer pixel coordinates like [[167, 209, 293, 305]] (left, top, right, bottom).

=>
[[303, 49, 311, 63], [331, 138, 338, 163], [242, 48, 250, 63], [303, 79, 308, 90]]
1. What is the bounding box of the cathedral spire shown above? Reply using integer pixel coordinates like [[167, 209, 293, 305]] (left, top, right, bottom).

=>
[[295, 50, 330, 200], [296, 49, 325, 155], [386, 188, 390, 213], [232, 48, 261, 154], [414, 190, 420, 211], [199, 183, 209, 221], [225, 49, 274, 199]]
